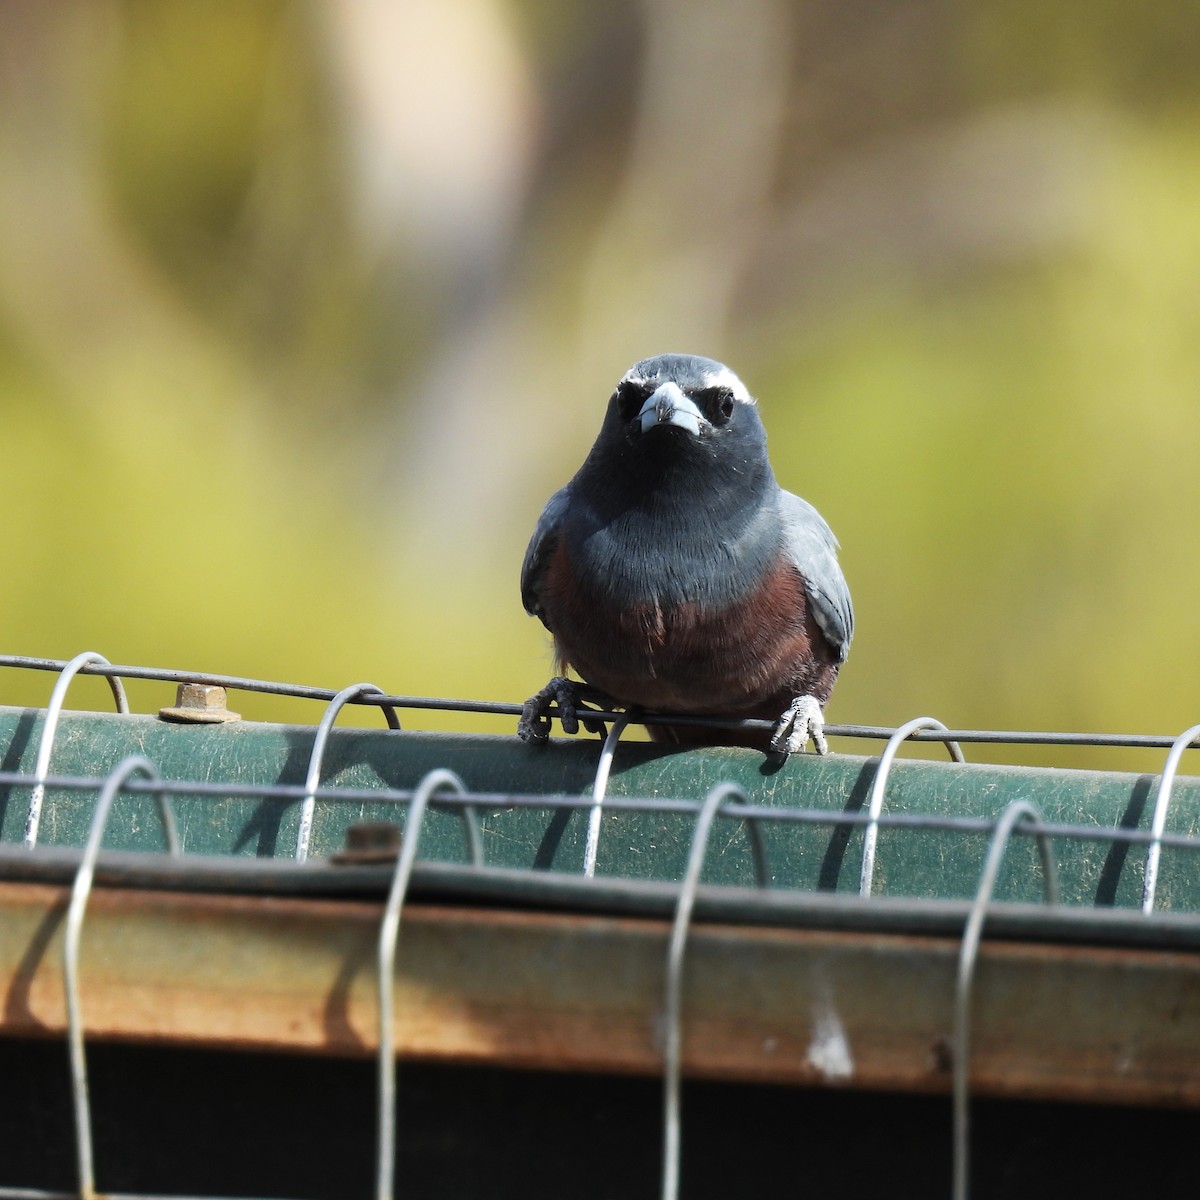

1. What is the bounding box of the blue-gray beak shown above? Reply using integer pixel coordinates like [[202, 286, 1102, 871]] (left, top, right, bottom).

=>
[[637, 382, 703, 436]]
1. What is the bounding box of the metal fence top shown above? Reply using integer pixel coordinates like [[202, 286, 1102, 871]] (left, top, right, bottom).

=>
[[2, 651, 1199, 753]]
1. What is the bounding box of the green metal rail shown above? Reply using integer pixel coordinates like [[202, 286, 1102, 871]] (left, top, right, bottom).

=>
[[2, 672, 1200, 1200], [1, 705, 1198, 914]]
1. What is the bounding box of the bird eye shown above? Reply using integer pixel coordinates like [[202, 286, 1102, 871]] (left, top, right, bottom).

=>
[[614, 380, 649, 421], [698, 386, 736, 425]]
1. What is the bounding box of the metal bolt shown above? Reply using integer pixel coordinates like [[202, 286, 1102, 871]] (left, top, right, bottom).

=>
[[330, 820, 404, 865], [158, 683, 241, 724]]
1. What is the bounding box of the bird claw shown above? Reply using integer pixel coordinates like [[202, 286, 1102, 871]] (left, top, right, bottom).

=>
[[769, 695, 828, 758], [518, 676, 610, 745]]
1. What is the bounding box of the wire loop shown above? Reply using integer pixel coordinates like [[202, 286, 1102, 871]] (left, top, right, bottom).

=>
[[63, 755, 178, 1200], [25, 652, 129, 850], [860, 717, 964, 897], [376, 768, 456, 1200], [296, 683, 401, 862], [584, 709, 637, 876], [952, 799, 1058, 1200], [662, 781, 753, 1200], [1141, 722, 1200, 914]]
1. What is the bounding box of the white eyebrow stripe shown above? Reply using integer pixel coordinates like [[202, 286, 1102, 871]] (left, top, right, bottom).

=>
[[701, 364, 755, 404], [619, 361, 757, 406]]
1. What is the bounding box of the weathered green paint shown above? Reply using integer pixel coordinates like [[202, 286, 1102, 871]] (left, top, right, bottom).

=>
[[1, 705, 1198, 912]]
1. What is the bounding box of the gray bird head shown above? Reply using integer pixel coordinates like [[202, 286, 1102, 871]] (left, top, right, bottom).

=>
[[594, 353, 766, 468], [569, 353, 776, 545]]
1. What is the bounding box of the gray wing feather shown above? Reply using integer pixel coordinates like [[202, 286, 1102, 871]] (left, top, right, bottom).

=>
[[778, 490, 854, 662], [520, 484, 572, 622]]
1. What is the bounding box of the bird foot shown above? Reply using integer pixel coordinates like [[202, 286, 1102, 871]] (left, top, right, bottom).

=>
[[518, 677, 611, 745], [769, 695, 828, 758]]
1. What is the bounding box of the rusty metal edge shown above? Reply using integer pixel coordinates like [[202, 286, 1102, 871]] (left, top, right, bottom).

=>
[[2, 845, 1200, 953], [1, 881, 1199, 1108]]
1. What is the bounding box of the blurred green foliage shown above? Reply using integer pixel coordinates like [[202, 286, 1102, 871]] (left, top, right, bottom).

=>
[[1, 0, 1199, 773]]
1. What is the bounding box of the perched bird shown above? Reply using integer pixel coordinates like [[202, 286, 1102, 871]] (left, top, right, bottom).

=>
[[518, 353, 853, 756]]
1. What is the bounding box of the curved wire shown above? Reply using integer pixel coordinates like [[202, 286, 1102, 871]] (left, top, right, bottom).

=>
[[584, 712, 768, 885], [12, 654, 1200, 755], [295, 683, 402, 863], [401, 766, 479, 866], [1141, 722, 1200, 915], [457, 791, 484, 869], [584, 709, 636, 877], [662, 781, 749, 1200], [952, 799, 1058, 1200], [25, 651, 129, 850], [376, 768, 455, 1200], [743, 818, 770, 889], [63, 755, 178, 1200], [860, 716, 964, 897]]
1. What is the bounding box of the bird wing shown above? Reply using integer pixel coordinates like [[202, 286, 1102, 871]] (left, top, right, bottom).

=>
[[520, 484, 572, 623], [778, 490, 854, 662]]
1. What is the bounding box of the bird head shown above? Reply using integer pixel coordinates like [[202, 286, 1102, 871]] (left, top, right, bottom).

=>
[[599, 353, 765, 463]]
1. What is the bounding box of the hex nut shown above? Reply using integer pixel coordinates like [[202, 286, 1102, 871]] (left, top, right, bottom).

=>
[[158, 683, 241, 724]]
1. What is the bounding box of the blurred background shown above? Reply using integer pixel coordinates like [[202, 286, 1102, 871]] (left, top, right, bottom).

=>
[[1, 0, 1198, 770]]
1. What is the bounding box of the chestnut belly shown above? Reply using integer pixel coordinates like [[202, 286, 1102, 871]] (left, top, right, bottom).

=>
[[542, 542, 839, 719]]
